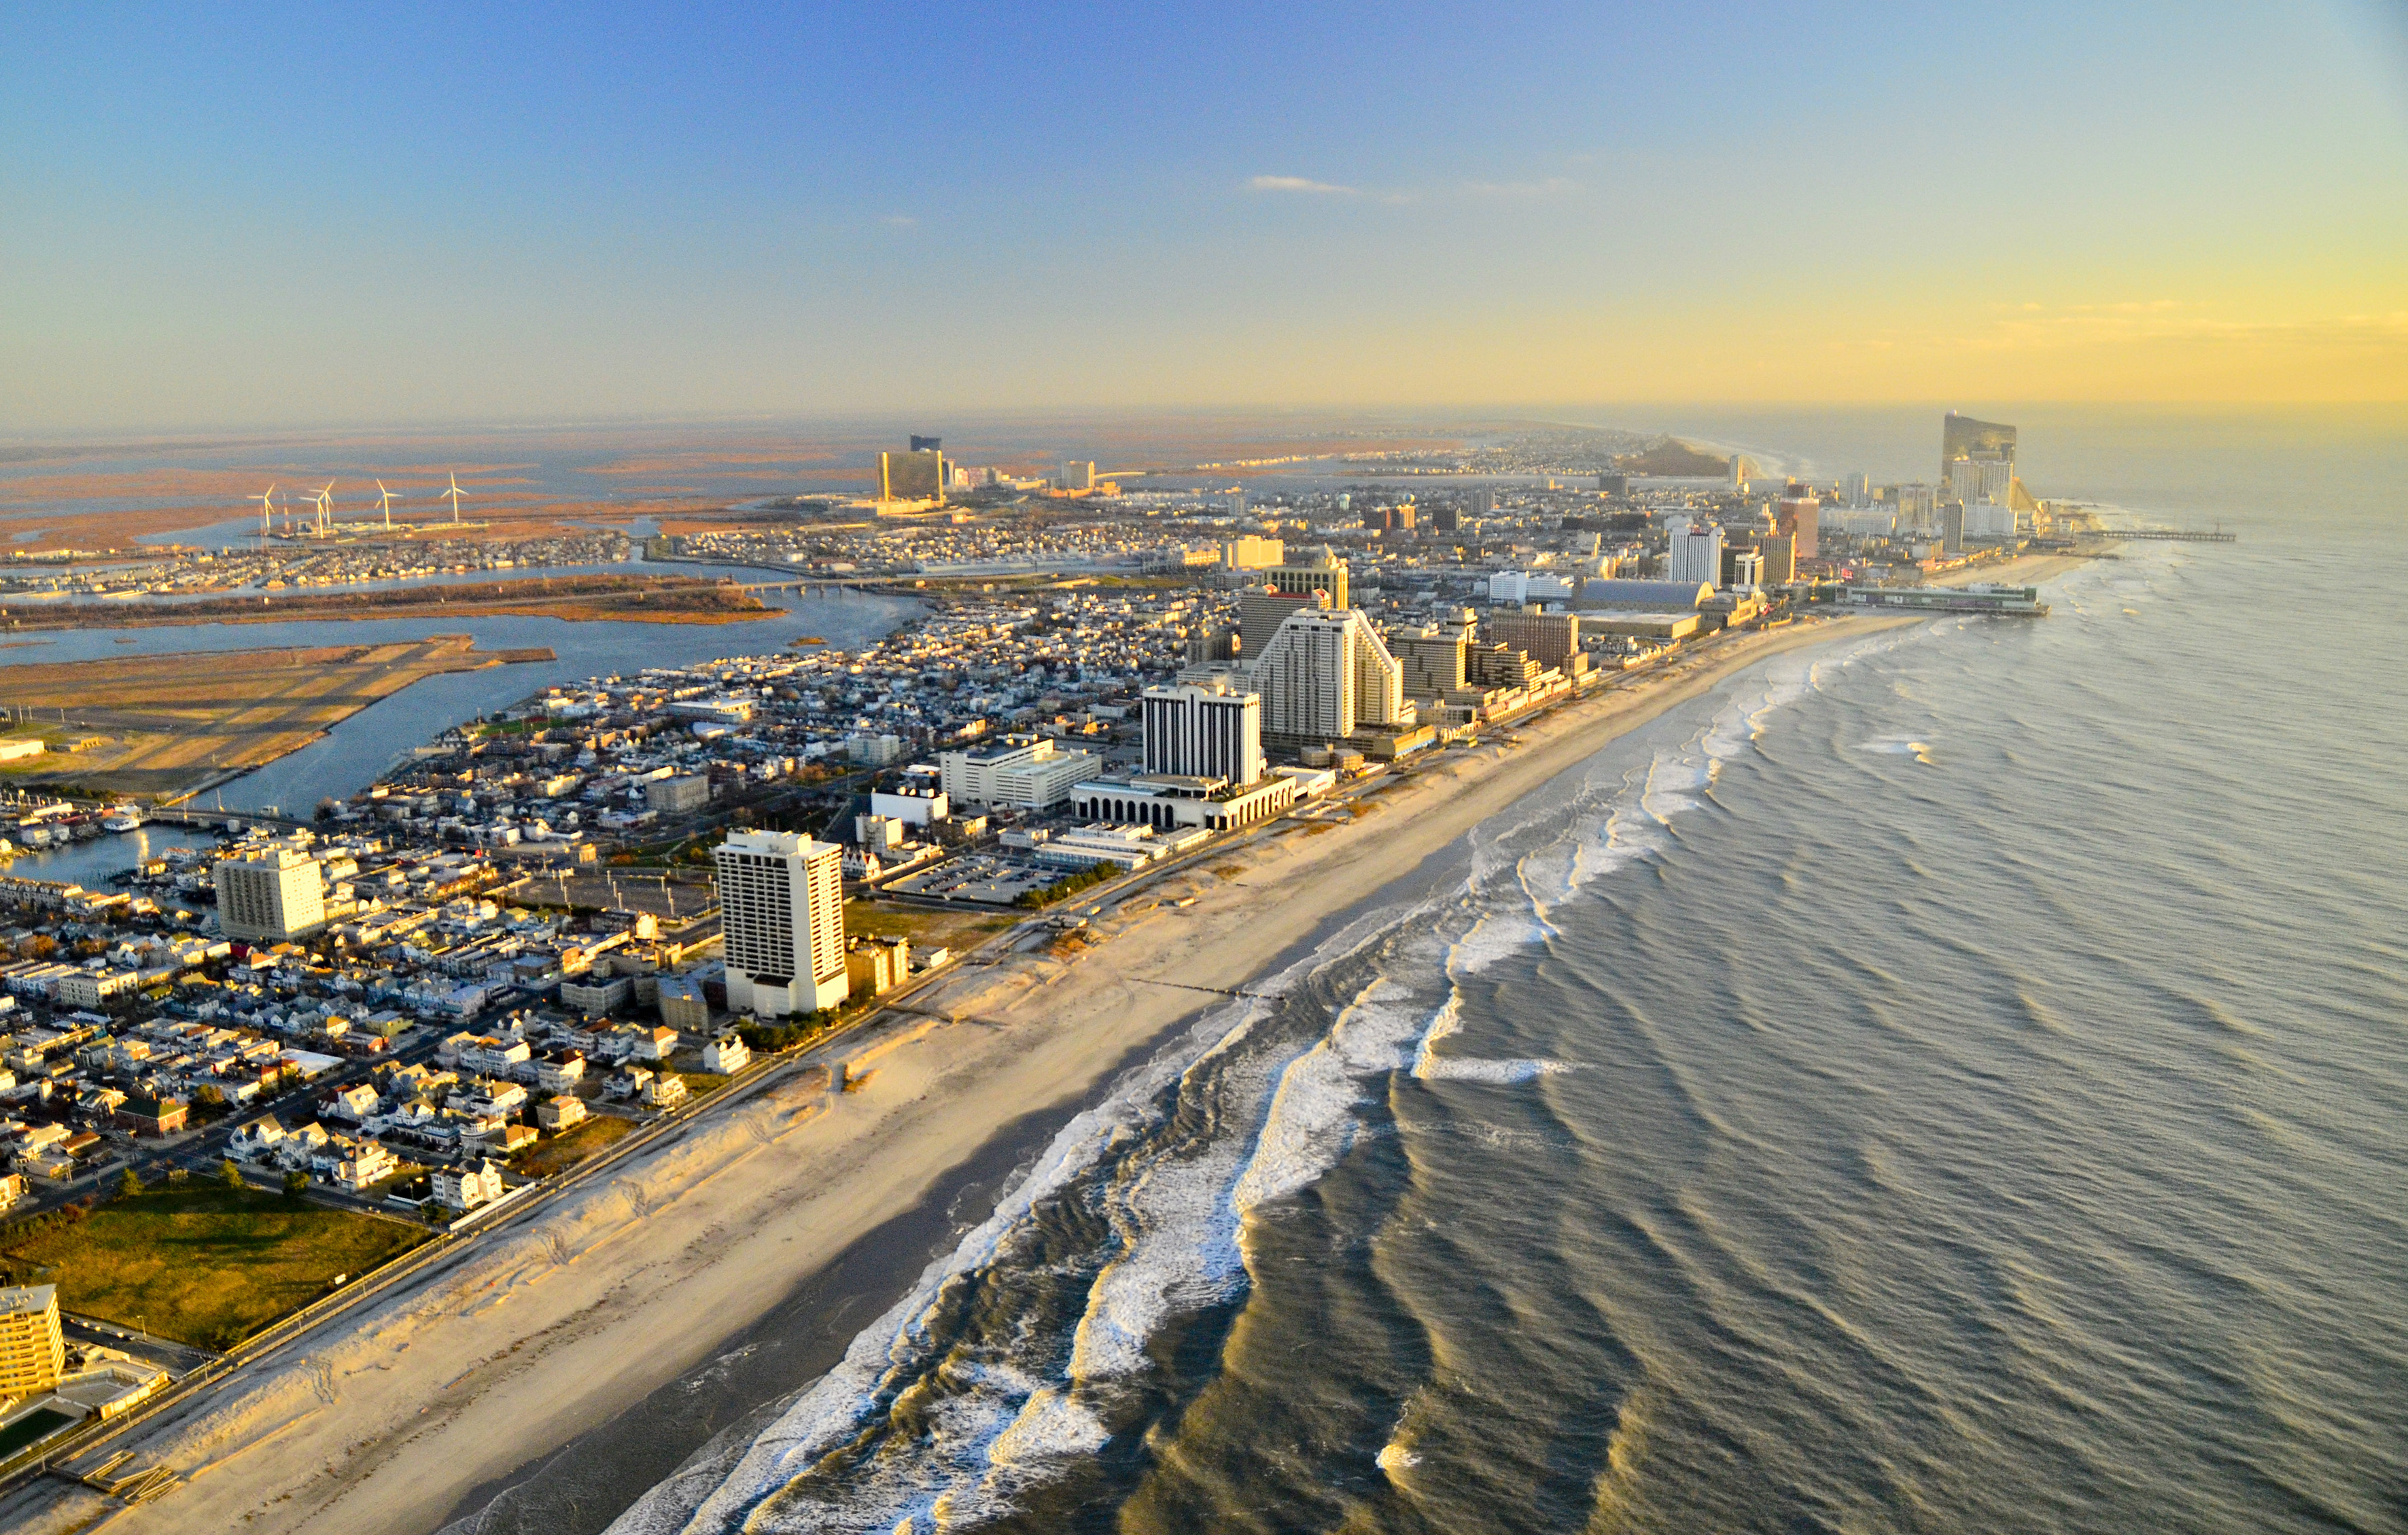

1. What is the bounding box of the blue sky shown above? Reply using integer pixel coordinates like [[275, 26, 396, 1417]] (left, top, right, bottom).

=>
[[4, 2, 2404, 429]]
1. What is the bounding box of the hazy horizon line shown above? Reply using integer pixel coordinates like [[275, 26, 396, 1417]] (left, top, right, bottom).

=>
[[5, 400, 2403, 450]]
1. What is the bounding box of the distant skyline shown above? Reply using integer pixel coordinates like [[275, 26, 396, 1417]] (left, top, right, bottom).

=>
[[5, 2, 2405, 431]]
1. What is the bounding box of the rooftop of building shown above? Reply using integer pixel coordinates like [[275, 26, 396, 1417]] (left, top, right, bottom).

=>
[[0, 1283, 57, 1315]]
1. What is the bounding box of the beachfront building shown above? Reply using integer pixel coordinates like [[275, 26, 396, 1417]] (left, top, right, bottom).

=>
[[1237, 584, 1331, 658], [1481, 609, 1582, 671], [1070, 770, 1297, 832], [432, 1159, 504, 1212], [213, 847, 325, 942], [713, 830, 847, 1017], [1252, 608, 1410, 745], [938, 735, 1096, 812], [845, 934, 911, 1000], [0, 1284, 65, 1400], [1142, 679, 1263, 786]]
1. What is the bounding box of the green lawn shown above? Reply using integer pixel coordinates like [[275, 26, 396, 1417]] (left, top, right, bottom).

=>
[[511, 1114, 637, 1178], [844, 899, 1014, 951], [0, 1186, 427, 1350], [0, 1407, 78, 1458]]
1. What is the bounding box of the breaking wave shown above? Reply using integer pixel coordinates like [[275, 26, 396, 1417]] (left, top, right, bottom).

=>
[[604, 635, 1885, 1535]]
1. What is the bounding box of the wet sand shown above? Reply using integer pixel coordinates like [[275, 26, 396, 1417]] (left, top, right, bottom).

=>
[[38, 610, 1927, 1535]]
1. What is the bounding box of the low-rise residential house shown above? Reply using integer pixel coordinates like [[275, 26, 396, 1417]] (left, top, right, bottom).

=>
[[531, 1054, 586, 1093], [273, 1121, 331, 1169], [10, 1122, 70, 1167], [641, 1074, 688, 1110], [332, 1142, 400, 1192], [457, 1037, 531, 1076], [453, 1108, 509, 1142], [432, 1158, 505, 1211], [606, 1066, 654, 1100], [701, 1036, 750, 1074], [327, 1082, 381, 1121], [536, 1095, 587, 1131], [453, 1079, 529, 1117], [490, 1123, 538, 1154]]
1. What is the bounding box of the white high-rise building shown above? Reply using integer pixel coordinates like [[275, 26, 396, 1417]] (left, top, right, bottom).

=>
[[1253, 609, 1410, 743], [215, 847, 325, 942], [1142, 680, 1263, 786], [1667, 524, 1725, 588], [1945, 455, 2012, 508], [713, 830, 847, 1017]]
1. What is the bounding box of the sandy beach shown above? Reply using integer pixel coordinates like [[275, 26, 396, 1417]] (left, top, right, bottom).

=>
[[13, 599, 1985, 1535]]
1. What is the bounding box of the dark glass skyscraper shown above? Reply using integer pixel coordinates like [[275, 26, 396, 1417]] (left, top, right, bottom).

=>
[[1941, 412, 2016, 478]]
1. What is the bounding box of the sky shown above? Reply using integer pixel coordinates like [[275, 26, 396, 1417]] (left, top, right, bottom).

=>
[[3, 1, 2405, 431]]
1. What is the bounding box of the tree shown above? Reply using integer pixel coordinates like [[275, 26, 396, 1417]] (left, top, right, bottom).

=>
[[220, 1159, 244, 1191], [283, 1169, 309, 1199], [116, 1167, 141, 1198]]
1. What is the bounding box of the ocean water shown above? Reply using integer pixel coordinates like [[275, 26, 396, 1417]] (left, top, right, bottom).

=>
[[465, 414, 2408, 1535]]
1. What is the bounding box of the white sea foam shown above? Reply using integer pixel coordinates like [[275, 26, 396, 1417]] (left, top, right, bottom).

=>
[[1445, 907, 1552, 975], [1412, 1057, 1577, 1083], [612, 629, 1906, 1534], [1859, 737, 1936, 764], [609, 904, 1418, 1535]]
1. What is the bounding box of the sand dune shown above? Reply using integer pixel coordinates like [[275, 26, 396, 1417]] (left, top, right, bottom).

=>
[[54, 612, 1919, 1535]]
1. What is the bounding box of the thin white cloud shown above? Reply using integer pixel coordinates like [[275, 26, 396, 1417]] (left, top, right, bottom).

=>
[[1461, 177, 1576, 198], [1247, 175, 1356, 194], [882, 214, 918, 228]]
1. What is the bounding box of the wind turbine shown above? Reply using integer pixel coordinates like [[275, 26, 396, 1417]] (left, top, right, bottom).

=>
[[374, 480, 398, 530], [250, 484, 277, 544], [312, 482, 335, 536], [440, 472, 467, 523]]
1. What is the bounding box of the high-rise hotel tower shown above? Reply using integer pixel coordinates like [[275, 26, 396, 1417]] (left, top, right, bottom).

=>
[[1141, 678, 1264, 786], [713, 830, 847, 1017]]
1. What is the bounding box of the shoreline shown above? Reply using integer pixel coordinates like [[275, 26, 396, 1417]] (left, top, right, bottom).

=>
[[27, 564, 2090, 1535], [16, 610, 1927, 1535], [437, 768, 1497, 1534]]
